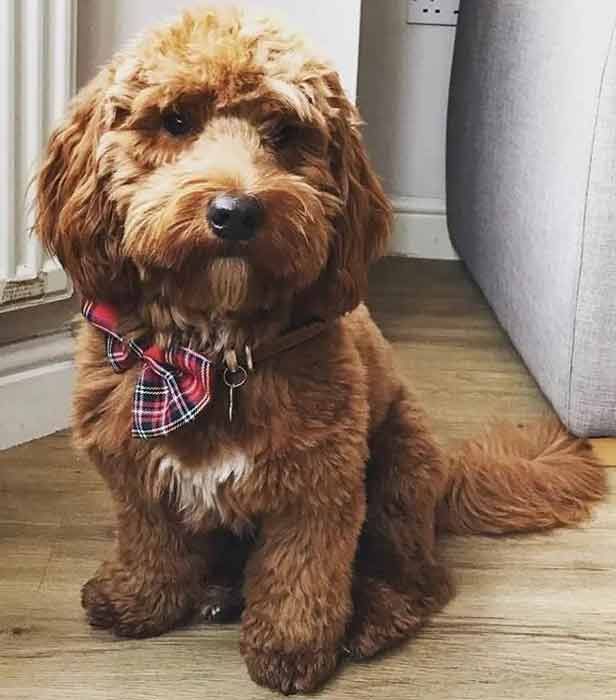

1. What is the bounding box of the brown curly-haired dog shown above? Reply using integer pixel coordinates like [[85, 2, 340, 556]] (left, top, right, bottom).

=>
[[36, 7, 606, 694]]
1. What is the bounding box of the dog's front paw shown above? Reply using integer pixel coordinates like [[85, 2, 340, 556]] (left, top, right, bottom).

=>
[[81, 561, 192, 638], [243, 647, 338, 695]]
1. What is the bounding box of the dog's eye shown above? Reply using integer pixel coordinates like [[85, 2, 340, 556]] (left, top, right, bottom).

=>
[[270, 124, 300, 148], [161, 109, 192, 137]]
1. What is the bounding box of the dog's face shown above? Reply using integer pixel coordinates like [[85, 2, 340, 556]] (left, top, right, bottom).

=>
[[37, 8, 390, 322]]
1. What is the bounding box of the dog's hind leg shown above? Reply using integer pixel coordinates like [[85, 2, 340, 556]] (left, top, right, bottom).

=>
[[347, 386, 454, 659]]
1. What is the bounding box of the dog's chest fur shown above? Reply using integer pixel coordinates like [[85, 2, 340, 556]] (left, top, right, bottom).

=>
[[158, 450, 254, 524]]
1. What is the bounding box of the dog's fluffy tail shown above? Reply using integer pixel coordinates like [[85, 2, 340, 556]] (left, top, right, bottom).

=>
[[437, 420, 607, 535]]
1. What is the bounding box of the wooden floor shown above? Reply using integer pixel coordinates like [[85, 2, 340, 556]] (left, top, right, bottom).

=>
[[1, 258, 614, 699]]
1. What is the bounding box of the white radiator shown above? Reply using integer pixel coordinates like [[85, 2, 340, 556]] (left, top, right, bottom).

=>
[[0, 0, 76, 312]]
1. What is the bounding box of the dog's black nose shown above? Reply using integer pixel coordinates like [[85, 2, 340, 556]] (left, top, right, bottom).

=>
[[207, 194, 263, 241]]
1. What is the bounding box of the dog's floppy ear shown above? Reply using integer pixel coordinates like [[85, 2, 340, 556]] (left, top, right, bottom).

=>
[[302, 71, 392, 320], [36, 69, 135, 303]]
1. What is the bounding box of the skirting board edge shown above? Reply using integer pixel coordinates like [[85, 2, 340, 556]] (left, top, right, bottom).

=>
[[389, 195, 458, 260], [0, 330, 75, 450]]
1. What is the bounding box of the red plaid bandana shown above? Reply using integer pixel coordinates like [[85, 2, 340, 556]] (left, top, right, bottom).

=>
[[82, 301, 213, 439]]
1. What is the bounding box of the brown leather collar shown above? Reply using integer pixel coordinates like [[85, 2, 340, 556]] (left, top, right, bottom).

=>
[[83, 297, 333, 373], [250, 319, 332, 366], [220, 318, 333, 421]]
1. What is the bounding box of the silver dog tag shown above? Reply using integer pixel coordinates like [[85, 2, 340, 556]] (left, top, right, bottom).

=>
[[224, 366, 248, 422]]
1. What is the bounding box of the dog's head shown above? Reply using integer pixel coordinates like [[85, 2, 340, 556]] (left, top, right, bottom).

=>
[[37, 7, 391, 324]]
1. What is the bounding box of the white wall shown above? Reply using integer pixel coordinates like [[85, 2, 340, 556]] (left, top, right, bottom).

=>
[[78, 0, 361, 98], [358, 0, 457, 259]]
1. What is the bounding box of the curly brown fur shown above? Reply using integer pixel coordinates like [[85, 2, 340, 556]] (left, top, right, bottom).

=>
[[438, 420, 606, 535], [36, 7, 606, 694]]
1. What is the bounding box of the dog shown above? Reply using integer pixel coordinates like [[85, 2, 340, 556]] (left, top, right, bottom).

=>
[[35, 7, 606, 694]]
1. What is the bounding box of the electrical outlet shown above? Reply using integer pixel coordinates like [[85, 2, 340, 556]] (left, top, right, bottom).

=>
[[407, 0, 460, 26]]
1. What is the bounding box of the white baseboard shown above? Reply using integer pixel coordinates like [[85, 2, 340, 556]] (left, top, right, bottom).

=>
[[0, 330, 75, 450], [388, 195, 458, 260]]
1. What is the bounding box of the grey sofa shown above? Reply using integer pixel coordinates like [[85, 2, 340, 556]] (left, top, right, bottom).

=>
[[447, 0, 616, 437]]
